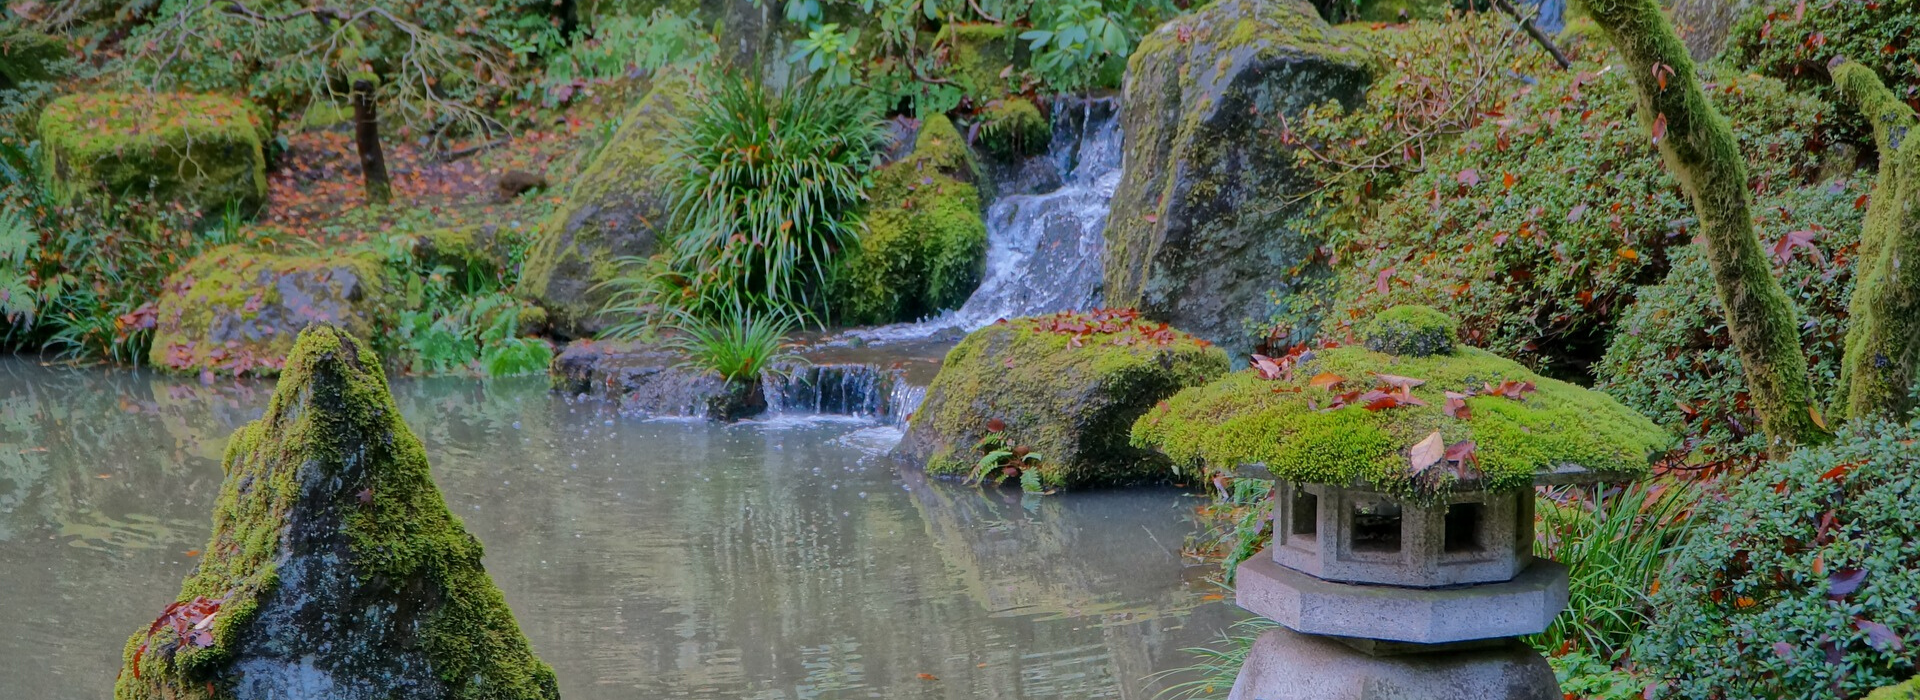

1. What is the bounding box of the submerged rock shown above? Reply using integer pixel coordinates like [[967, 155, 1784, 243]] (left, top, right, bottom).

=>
[[830, 114, 988, 325], [519, 72, 694, 338], [149, 246, 392, 376], [115, 326, 558, 700], [1102, 0, 1370, 355], [896, 310, 1229, 489], [38, 92, 268, 214]]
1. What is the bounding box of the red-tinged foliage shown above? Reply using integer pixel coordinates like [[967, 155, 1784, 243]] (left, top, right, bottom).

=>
[[133, 595, 226, 678], [1443, 391, 1472, 419], [1484, 379, 1537, 400], [1827, 568, 1867, 598], [1769, 229, 1824, 265]]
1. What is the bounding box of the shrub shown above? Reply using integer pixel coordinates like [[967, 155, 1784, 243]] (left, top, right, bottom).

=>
[[1722, 0, 1920, 109], [392, 288, 554, 377], [1322, 57, 1835, 374], [1634, 420, 1920, 699], [1596, 180, 1865, 468], [655, 74, 886, 319]]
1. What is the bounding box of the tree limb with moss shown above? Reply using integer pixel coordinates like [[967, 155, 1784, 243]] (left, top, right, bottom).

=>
[[1583, 0, 1830, 453], [1830, 60, 1920, 421]]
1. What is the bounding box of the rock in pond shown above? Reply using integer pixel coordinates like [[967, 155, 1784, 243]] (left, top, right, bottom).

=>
[[518, 71, 694, 338], [38, 92, 268, 215], [896, 310, 1229, 489], [115, 326, 558, 700], [149, 246, 392, 376], [1102, 0, 1371, 355], [551, 339, 765, 421]]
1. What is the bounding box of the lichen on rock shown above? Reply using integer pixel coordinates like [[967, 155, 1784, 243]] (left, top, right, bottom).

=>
[[149, 246, 393, 376], [519, 71, 695, 338], [830, 114, 987, 325], [37, 92, 267, 214], [115, 325, 559, 700], [1131, 306, 1669, 496], [1102, 0, 1372, 356], [895, 309, 1230, 489]]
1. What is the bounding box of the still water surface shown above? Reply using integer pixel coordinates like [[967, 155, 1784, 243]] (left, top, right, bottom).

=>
[[0, 359, 1237, 699]]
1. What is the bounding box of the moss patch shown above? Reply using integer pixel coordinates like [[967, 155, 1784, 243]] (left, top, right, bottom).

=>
[[148, 246, 393, 376], [898, 310, 1230, 488], [1868, 679, 1920, 700], [38, 92, 267, 214], [830, 114, 987, 324], [1133, 309, 1668, 496], [977, 98, 1050, 158], [941, 22, 1025, 105], [115, 326, 557, 700]]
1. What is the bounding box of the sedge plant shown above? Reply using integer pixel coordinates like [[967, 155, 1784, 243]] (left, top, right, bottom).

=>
[[659, 298, 803, 385]]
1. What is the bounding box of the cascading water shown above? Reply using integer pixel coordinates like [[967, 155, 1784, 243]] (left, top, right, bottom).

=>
[[853, 98, 1125, 342]]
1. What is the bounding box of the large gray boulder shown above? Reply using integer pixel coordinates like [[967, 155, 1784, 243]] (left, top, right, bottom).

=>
[[1102, 0, 1370, 356], [115, 326, 558, 700]]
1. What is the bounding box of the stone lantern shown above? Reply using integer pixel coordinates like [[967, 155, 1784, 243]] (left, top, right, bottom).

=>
[[1129, 306, 1671, 700]]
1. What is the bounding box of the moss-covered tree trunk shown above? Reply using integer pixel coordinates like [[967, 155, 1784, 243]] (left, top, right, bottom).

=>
[[351, 77, 392, 205], [1831, 61, 1920, 421], [1584, 0, 1829, 453]]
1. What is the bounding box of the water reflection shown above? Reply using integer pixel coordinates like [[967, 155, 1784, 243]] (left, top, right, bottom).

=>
[[0, 359, 1238, 699]]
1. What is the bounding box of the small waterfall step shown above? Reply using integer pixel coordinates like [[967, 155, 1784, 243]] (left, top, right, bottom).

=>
[[550, 338, 945, 423]]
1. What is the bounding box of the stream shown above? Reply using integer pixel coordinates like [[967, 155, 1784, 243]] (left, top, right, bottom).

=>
[[0, 358, 1239, 699]]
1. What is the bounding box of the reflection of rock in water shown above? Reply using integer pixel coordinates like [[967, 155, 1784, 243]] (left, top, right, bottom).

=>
[[899, 467, 1229, 699]]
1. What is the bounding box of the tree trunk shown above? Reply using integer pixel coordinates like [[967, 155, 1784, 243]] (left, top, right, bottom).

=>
[[351, 77, 392, 205], [1584, 0, 1830, 453], [1831, 61, 1920, 421]]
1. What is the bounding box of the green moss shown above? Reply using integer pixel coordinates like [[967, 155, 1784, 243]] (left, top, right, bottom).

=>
[[0, 24, 67, 87], [1868, 679, 1920, 700], [1830, 62, 1920, 421], [911, 310, 1230, 488], [37, 92, 267, 214], [977, 98, 1050, 158], [148, 246, 393, 375], [1360, 304, 1456, 357], [1133, 309, 1668, 496], [116, 326, 557, 700], [519, 71, 695, 332], [831, 114, 987, 324], [941, 23, 1024, 104]]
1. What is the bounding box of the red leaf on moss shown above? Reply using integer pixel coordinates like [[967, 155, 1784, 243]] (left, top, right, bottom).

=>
[[1308, 372, 1344, 390], [1819, 461, 1860, 482], [1374, 373, 1425, 390], [1650, 113, 1668, 145], [1443, 392, 1472, 420], [986, 418, 1006, 432]]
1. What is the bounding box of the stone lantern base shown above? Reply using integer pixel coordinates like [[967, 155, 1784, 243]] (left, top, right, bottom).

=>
[[1226, 626, 1560, 700]]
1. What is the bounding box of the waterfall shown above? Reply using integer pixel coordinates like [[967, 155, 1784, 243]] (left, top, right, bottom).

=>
[[851, 98, 1125, 343]]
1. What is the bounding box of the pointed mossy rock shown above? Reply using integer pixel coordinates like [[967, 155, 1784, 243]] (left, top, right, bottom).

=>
[[895, 310, 1230, 489], [149, 246, 393, 376], [519, 71, 695, 338], [116, 325, 559, 700], [1130, 306, 1670, 498], [37, 92, 267, 215], [830, 114, 988, 325], [1102, 0, 1371, 357]]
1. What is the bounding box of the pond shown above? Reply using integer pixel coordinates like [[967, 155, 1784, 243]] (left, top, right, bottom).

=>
[[0, 358, 1240, 699]]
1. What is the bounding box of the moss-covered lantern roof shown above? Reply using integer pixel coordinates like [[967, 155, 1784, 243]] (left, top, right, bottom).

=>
[[1130, 306, 1670, 496]]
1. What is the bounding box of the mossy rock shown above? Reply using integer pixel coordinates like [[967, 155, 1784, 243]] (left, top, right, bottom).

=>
[[941, 22, 1027, 105], [977, 98, 1051, 158], [115, 326, 559, 700], [410, 224, 516, 284], [37, 92, 267, 215], [519, 71, 695, 338], [1131, 306, 1669, 497], [0, 23, 68, 88], [1103, 0, 1371, 357], [149, 246, 393, 376], [895, 310, 1231, 489], [831, 114, 988, 325]]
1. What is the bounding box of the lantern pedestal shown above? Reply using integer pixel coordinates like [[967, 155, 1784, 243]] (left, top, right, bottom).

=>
[[1226, 625, 1560, 700]]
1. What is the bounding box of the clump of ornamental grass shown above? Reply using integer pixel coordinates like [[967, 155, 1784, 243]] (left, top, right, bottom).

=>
[[660, 300, 802, 385]]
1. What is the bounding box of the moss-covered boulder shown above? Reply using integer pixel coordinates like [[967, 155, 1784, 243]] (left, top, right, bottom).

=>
[[519, 72, 694, 338], [37, 92, 267, 214], [115, 326, 558, 700], [978, 98, 1051, 158], [831, 114, 988, 325], [0, 23, 68, 89], [942, 23, 1026, 105], [150, 246, 392, 376], [896, 309, 1230, 489], [1869, 679, 1920, 700], [1132, 306, 1669, 497], [1102, 0, 1371, 356]]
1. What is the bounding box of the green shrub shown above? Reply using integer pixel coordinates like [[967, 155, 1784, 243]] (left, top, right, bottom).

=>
[[528, 7, 715, 107], [1723, 0, 1920, 109], [655, 73, 886, 319], [1323, 56, 1834, 374], [1534, 482, 1696, 660], [1634, 420, 1920, 699], [829, 114, 987, 325], [1596, 181, 1865, 468], [392, 286, 554, 377]]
